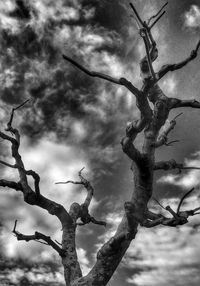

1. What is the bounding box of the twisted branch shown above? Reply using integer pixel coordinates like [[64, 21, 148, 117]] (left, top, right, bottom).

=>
[[154, 113, 182, 147], [56, 168, 106, 227], [13, 220, 66, 257], [154, 159, 200, 172], [157, 39, 200, 81]]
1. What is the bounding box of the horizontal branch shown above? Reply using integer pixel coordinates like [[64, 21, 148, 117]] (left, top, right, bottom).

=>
[[13, 220, 66, 257], [154, 159, 200, 171], [0, 179, 22, 191], [169, 98, 200, 109]]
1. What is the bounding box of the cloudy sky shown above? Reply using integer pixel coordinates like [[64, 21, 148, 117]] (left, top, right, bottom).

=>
[[0, 0, 200, 285]]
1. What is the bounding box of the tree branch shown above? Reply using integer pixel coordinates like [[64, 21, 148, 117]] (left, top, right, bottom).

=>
[[139, 28, 156, 79], [169, 98, 200, 109], [153, 112, 182, 147], [147, 2, 168, 26], [13, 220, 66, 257], [0, 102, 71, 226], [63, 55, 141, 97], [56, 168, 106, 227], [149, 11, 166, 30], [176, 188, 195, 214], [129, 3, 143, 26], [144, 194, 200, 228], [154, 159, 200, 172], [0, 179, 22, 191], [157, 40, 200, 81]]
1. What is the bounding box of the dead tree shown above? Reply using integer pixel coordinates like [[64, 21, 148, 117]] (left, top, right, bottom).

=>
[[1, 3, 200, 286]]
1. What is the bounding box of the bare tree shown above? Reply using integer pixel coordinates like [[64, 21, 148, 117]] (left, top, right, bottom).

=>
[[1, 3, 200, 286]]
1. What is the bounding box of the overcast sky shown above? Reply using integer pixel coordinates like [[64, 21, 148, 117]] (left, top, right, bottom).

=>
[[0, 0, 200, 285]]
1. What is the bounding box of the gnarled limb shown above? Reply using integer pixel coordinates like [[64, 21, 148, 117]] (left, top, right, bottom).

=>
[[0, 101, 72, 224], [0, 103, 83, 285], [56, 168, 106, 227], [0, 179, 22, 191], [157, 39, 200, 81], [153, 113, 182, 147], [154, 159, 200, 172], [0, 160, 41, 197], [144, 194, 200, 228], [169, 98, 200, 109], [13, 220, 66, 257]]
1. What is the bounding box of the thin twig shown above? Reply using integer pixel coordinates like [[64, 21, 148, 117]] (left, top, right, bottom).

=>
[[129, 3, 143, 26], [195, 39, 200, 53], [150, 11, 166, 29], [147, 2, 168, 25], [153, 197, 166, 210], [177, 188, 195, 214]]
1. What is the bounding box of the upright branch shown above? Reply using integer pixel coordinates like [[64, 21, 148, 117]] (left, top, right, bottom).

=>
[[143, 188, 200, 228], [154, 112, 182, 147], [147, 2, 168, 26], [56, 168, 106, 227], [139, 28, 156, 80]]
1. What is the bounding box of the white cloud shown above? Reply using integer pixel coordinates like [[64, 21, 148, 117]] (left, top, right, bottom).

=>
[[77, 248, 90, 275], [0, 0, 20, 34], [160, 75, 177, 95], [184, 5, 200, 28]]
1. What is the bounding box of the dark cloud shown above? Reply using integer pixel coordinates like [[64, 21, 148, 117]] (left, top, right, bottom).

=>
[[9, 0, 32, 20]]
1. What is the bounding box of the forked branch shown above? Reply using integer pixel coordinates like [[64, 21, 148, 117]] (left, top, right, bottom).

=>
[[0, 101, 71, 226], [144, 190, 200, 227], [13, 220, 66, 257]]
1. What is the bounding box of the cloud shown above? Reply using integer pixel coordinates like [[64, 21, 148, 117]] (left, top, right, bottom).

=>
[[77, 248, 90, 275], [184, 5, 200, 28], [160, 75, 177, 95]]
